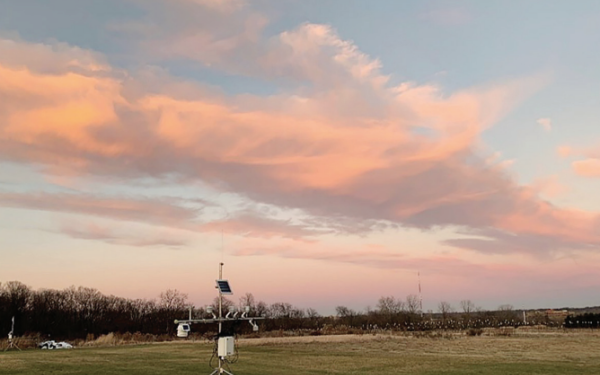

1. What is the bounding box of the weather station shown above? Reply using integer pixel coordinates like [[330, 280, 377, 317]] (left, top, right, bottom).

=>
[[175, 263, 265, 375]]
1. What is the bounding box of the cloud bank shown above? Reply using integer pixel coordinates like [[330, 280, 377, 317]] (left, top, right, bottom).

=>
[[1, 1, 599, 263]]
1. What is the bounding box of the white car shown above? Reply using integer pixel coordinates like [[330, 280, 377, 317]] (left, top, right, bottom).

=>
[[39, 340, 73, 350]]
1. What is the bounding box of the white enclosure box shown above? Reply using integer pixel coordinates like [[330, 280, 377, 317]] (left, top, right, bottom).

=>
[[218, 336, 235, 357], [177, 323, 190, 338]]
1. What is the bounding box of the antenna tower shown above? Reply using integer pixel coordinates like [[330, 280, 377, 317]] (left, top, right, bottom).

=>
[[418, 272, 423, 318]]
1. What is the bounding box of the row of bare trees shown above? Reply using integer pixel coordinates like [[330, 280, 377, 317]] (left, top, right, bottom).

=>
[[0, 281, 325, 339], [332, 295, 530, 330], [1, 281, 584, 340], [0, 281, 192, 339]]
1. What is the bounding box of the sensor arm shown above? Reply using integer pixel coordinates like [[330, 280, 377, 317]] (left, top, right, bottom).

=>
[[175, 316, 265, 325]]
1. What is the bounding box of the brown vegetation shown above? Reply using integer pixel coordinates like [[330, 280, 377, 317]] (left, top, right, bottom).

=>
[[2, 280, 600, 346]]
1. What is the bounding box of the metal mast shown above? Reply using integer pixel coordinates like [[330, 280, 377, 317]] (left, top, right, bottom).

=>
[[174, 263, 265, 375], [418, 272, 423, 318]]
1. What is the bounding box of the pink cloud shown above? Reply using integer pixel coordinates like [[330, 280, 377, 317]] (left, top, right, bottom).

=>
[[537, 117, 552, 131], [531, 175, 568, 198], [557, 145, 572, 158], [59, 221, 188, 247], [174, 0, 245, 12], [115, 0, 267, 70], [0, 192, 200, 226], [572, 158, 600, 177], [566, 143, 600, 177], [197, 210, 324, 240], [1, 29, 596, 261], [117, 4, 388, 91], [0, 187, 326, 242], [231, 237, 600, 294], [4, 4, 600, 312], [260, 23, 390, 88], [0, 37, 110, 74]]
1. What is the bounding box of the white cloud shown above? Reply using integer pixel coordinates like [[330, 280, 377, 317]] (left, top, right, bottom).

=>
[[537, 117, 552, 131]]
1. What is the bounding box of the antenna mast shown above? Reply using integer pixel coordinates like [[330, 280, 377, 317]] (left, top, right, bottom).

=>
[[418, 272, 423, 318]]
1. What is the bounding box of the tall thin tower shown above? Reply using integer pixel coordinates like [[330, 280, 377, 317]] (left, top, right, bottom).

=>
[[418, 272, 423, 317]]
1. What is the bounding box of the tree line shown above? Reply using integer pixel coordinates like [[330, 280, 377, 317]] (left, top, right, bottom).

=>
[[564, 313, 600, 329], [0, 281, 594, 341], [0, 281, 323, 340], [0, 281, 189, 340]]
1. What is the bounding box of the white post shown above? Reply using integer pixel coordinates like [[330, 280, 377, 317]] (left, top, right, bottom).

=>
[[219, 263, 223, 374], [219, 263, 223, 333]]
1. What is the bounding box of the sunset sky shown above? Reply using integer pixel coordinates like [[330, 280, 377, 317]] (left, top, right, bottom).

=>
[[2, 0, 600, 315]]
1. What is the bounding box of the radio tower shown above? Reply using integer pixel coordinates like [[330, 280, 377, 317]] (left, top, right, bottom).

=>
[[418, 272, 423, 317]]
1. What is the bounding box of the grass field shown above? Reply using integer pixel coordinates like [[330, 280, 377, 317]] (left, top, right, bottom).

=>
[[2, 332, 600, 374]]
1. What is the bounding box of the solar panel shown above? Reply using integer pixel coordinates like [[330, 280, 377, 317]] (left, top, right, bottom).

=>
[[216, 279, 233, 295]]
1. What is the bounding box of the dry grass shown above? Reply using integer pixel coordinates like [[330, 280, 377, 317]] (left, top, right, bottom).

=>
[[2, 330, 600, 374], [2, 327, 597, 350], [0, 335, 40, 350], [80, 332, 185, 347], [236, 331, 600, 374]]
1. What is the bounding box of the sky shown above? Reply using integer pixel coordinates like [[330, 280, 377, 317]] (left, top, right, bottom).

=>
[[2, 0, 600, 315]]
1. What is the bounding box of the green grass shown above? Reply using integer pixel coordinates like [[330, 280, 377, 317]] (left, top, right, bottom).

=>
[[1, 333, 600, 374]]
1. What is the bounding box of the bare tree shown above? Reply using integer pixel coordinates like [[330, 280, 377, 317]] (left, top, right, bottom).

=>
[[377, 296, 404, 315], [335, 305, 357, 326], [238, 293, 256, 311], [210, 296, 234, 314], [438, 301, 453, 322], [2, 281, 32, 334], [335, 305, 355, 318], [159, 289, 188, 333], [306, 308, 320, 319], [269, 302, 294, 318], [305, 308, 320, 329], [159, 289, 188, 311], [289, 307, 305, 319], [497, 304, 517, 321], [460, 300, 475, 315], [406, 294, 421, 315], [255, 301, 268, 317], [3, 281, 31, 312]]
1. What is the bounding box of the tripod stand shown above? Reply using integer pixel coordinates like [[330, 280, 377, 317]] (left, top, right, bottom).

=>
[[209, 357, 234, 375], [4, 333, 21, 351]]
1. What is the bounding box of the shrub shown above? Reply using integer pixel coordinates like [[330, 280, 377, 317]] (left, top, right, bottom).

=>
[[466, 328, 483, 336], [494, 327, 514, 337]]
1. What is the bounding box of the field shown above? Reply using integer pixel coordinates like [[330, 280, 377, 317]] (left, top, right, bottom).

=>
[[2, 331, 600, 374]]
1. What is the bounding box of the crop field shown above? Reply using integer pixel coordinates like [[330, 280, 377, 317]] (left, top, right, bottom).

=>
[[1, 332, 600, 374]]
